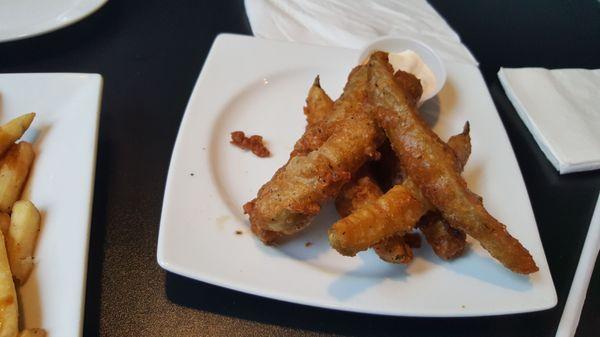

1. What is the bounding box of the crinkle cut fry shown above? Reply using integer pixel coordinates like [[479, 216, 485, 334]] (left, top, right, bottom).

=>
[[246, 65, 384, 238], [368, 51, 537, 274]]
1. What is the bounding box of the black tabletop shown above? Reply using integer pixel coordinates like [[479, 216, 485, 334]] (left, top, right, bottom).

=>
[[1, 1, 599, 336]]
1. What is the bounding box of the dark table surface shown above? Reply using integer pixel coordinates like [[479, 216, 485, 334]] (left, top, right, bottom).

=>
[[1, 0, 599, 336]]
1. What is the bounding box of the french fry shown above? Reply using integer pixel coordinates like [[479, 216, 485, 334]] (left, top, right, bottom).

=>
[[0, 114, 35, 158], [0, 142, 35, 213], [18, 330, 46, 337], [0, 212, 10, 236], [0, 230, 18, 337], [7, 201, 41, 284]]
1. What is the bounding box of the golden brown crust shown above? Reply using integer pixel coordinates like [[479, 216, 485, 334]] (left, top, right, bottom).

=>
[[291, 66, 369, 157], [332, 70, 469, 263], [328, 184, 426, 256], [393, 70, 423, 107], [333, 168, 417, 263], [418, 212, 466, 260], [303, 76, 334, 125], [373, 234, 413, 264], [335, 170, 383, 218], [368, 51, 537, 274]]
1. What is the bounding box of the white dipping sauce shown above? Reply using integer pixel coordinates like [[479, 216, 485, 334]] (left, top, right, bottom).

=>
[[387, 50, 437, 104]]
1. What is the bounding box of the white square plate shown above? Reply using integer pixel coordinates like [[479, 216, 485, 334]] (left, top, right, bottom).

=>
[[0, 74, 102, 335], [157, 34, 556, 317]]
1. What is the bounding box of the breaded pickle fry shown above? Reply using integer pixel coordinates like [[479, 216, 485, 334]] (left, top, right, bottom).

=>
[[334, 74, 470, 261], [249, 76, 336, 243], [246, 66, 384, 238], [418, 212, 466, 260], [368, 51, 537, 274], [330, 126, 470, 260]]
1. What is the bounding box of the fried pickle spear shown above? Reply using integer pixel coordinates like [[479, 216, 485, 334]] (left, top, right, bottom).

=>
[[417, 123, 470, 260], [330, 72, 470, 260], [246, 66, 384, 239], [368, 51, 537, 274], [334, 168, 417, 264], [378, 124, 472, 261], [250, 76, 335, 243], [329, 126, 471, 259], [329, 183, 425, 256]]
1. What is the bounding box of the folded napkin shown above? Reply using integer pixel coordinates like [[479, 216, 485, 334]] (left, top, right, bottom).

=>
[[498, 68, 600, 174], [245, 0, 477, 65]]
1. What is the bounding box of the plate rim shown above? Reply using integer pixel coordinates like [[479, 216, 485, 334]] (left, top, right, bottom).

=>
[[0, 0, 108, 43]]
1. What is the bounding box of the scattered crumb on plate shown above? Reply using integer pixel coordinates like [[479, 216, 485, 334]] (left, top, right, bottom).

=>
[[230, 131, 271, 157], [235, 230, 243, 235], [305, 242, 312, 247]]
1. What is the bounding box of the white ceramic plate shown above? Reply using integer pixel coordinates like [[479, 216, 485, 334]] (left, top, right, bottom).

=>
[[0, 74, 102, 335], [157, 34, 556, 317], [0, 0, 107, 43]]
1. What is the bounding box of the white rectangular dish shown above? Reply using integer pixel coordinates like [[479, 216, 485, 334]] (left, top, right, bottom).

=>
[[0, 73, 102, 336], [157, 34, 556, 317]]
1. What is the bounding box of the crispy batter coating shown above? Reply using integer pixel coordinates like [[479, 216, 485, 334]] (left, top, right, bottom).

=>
[[377, 124, 471, 261], [329, 127, 470, 259], [335, 170, 383, 218], [333, 168, 417, 264], [393, 70, 423, 107], [230, 131, 271, 157], [373, 234, 413, 264], [304, 76, 334, 125], [368, 51, 537, 274], [418, 213, 466, 260], [245, 66, 384, 238], [332, 74, 470, 261], [447, 122, 471, 171], [291, 66, 369, 157], [248, 77, 335, 243], [416, 122, 471, 260], [329, 184, 425, 256]]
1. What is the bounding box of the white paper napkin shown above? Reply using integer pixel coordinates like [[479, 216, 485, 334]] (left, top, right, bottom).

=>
[[244, 0, 478, 65], [498, 68, 600, 174]]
